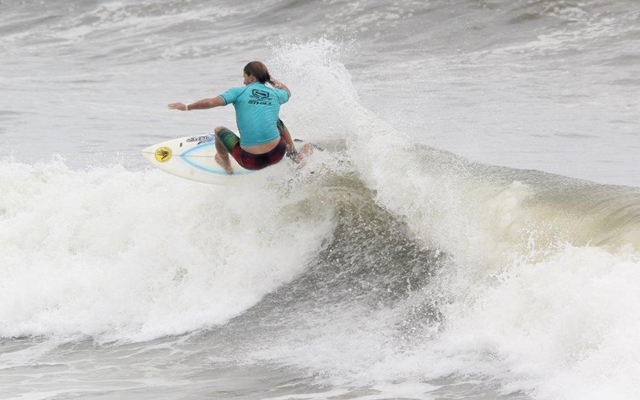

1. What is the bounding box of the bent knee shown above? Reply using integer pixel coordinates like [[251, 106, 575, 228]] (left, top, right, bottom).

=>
[[214, 126, 227, 134]]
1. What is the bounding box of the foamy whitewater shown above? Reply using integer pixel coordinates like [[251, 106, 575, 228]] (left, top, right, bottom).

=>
[[2, 1, 640, 399]]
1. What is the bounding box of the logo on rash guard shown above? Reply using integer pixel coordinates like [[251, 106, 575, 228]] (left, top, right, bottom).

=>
[[249, 89, 272, 105]]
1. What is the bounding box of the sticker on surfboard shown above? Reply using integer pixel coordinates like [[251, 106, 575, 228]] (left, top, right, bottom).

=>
[[155, 147, 172, 162]]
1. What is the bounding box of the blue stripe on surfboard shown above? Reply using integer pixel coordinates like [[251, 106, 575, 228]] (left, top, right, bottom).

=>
[[180, 143, 253, 176]]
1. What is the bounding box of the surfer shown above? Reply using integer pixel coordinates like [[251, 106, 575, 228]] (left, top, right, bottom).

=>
[[168, 61, 305, 174]]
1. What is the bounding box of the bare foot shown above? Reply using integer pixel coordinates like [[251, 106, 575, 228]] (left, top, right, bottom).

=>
[[293, 143, 313, 167], [215, 154, 234, 174], [299, 143, 313, 158]]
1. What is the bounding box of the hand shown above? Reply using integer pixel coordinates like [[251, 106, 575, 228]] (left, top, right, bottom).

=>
[[286, 142, 296, 154], [271, 80, 284, 89], [168, 102, 188, 111]]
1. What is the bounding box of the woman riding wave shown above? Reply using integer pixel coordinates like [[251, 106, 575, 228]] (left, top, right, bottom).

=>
[[168, 61, 296, 174]]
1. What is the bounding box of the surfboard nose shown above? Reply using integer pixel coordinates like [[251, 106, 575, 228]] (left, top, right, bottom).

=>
[[140, 145, 156, 165], [141, 144, 173, 165]]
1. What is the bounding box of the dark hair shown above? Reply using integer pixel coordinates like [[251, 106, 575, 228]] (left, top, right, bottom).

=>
[[243, 61, 272, 84]]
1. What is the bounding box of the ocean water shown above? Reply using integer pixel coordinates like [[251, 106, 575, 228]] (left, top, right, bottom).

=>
[[2, 1, 640, 399]]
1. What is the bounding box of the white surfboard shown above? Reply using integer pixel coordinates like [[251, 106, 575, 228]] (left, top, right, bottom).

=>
[[141, 134, 309, 185]]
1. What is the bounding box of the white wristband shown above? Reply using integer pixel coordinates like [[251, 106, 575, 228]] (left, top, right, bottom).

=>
[[185, 104, 190, 111]]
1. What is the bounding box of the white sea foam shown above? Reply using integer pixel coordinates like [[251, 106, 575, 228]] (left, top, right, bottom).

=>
[[0, 159, 333, 342], [242, 41, 640, 400]]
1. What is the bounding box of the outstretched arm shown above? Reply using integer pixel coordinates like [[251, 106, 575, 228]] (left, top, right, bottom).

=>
[[168, 96, 226, 111]]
